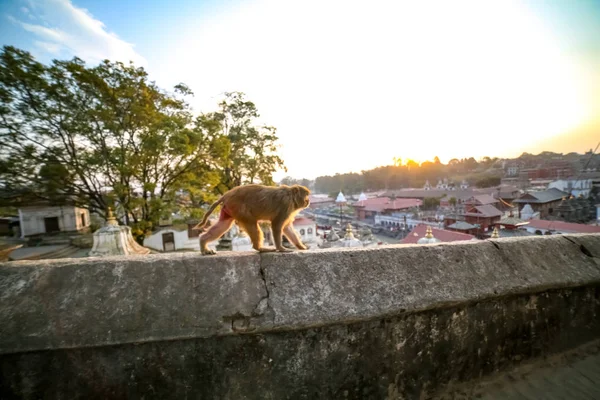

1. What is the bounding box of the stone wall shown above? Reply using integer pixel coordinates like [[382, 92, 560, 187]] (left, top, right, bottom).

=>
[[1, 234, 600, 399]]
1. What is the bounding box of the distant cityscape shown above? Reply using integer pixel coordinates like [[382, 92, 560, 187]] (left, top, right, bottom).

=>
[[2, 150, 599, 261]]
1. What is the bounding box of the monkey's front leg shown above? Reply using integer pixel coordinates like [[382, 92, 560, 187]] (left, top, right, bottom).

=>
[[283, 224, 308, 250], [272, 220, 293, 252]]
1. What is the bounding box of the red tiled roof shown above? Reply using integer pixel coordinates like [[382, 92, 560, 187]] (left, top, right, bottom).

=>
[[525, 219, 600, 234], [293, 217, 316, 226], [353, 197, 422, 212], [401, 224, 476, 244]]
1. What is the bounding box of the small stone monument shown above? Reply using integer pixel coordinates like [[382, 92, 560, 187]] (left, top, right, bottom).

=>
[[338, 224, 363, 248], [88, 207, 150, 257], [359, 226, 378, 247]]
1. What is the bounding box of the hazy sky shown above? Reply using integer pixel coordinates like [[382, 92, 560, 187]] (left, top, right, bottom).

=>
[[1, 0, 599, 180]]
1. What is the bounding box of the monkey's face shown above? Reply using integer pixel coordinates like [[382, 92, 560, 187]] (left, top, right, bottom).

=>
[[291, 185, 311, 209]]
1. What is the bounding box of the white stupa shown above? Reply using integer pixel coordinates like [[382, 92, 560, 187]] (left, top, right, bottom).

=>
[[520, 204, 535, 220], [358, 192, 368, 203], [89, 208, 151, 257]]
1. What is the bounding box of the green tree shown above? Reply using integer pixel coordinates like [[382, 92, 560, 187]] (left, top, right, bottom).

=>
[[0, 46, 228, 237], [197, 92, 286, 194], [448, 197, 457, 207], [422, 197, 441, 210]]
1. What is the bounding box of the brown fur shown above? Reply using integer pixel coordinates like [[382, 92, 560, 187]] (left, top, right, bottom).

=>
[[194, 184, 311, 255]]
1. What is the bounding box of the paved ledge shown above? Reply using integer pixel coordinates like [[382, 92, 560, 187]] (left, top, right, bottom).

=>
[[1, 234, 599, 399], [1, 234, 599, 354]]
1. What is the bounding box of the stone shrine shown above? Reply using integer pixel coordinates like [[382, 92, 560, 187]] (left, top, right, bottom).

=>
[[88, 208, 150, 257]]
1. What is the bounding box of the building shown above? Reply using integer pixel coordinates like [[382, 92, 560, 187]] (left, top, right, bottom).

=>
[[18, 204, 91, 238], [308, 195, 334, 209], [445, 221, 478, 236], [489, 216, 533, 238], [512, 188, 567, 219], [143, 216, 317, 252], [352, 197, 422, 221], [548, 179, 593, 198], [443, 202, 503, 237], [292, 217, 318, 244], [400, 224, 476, 244], [523, 219, 600, 235], [464, 194, 498, 207], [506, 164, 519, 177], [144, 220, 212, 252], [518, 161, 574, 181]]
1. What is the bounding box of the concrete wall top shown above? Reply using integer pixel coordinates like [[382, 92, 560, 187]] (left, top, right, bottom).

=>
[[1, 234, 600, 354]]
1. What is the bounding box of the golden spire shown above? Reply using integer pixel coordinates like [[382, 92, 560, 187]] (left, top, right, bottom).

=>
[[425, 225, 434, 239], [106, 207, 118, 226], [491, 226, 499, 239], [344, 223, 355, 239]]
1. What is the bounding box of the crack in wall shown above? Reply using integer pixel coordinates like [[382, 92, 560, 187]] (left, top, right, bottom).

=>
[[561, 236, 596, 258]]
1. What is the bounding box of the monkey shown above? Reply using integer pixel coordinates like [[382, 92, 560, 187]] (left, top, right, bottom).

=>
[[193, 184, 312, 255]]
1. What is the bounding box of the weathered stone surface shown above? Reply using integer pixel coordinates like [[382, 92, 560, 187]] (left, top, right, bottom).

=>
[[0, 252, 266, 353], [1, 234, 600, 399], [261, 234, 600, 330], [1, 286, 599, 400]]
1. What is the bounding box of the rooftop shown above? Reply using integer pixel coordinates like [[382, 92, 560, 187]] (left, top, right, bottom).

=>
[[293, 217, 315, 226], [496, 216, 529, 227], [464, 204, 503, 218], [513, 188, 568, 204], [446, 221, 477, 230], [525, 219, 600, 234], [352, 197, 422, 212], [386, 188, 497, 200], [309, 195, 334, 204], [466, 194, 498, 205]]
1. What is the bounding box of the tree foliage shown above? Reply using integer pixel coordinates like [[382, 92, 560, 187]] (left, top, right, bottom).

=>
[[0, 46, 284, 237], [196, 92, 286, 194]]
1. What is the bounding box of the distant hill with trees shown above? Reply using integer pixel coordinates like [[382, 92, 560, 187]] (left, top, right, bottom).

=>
[[304, 151, 597, 195]]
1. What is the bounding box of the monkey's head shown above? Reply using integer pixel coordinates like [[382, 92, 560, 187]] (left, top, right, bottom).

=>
[[290, 185, 311, 209]]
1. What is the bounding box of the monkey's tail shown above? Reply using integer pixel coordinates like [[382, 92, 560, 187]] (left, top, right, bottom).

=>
[[192, 197, 224, 231]]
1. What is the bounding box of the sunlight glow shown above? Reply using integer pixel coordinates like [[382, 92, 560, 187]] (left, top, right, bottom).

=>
[[149, 0, 592, 179]]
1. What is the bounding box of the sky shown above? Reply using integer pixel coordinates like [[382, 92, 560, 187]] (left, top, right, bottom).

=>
[[1, 0, 599, 180]]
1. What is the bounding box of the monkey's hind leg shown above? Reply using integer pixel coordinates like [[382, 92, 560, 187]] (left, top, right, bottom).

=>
[[240, 222, 276, 253], [283, 223, 308, 250], [199, 217, 234, 255]]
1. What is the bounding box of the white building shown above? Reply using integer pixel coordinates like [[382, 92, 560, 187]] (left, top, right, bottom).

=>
[[548, 179, 593, 198], [143, 221, 220, 252], [144, 216, 318, 252], [507, 165, 519, 177], [18, 204, 91, 238], [292, 217, 318, 244]]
